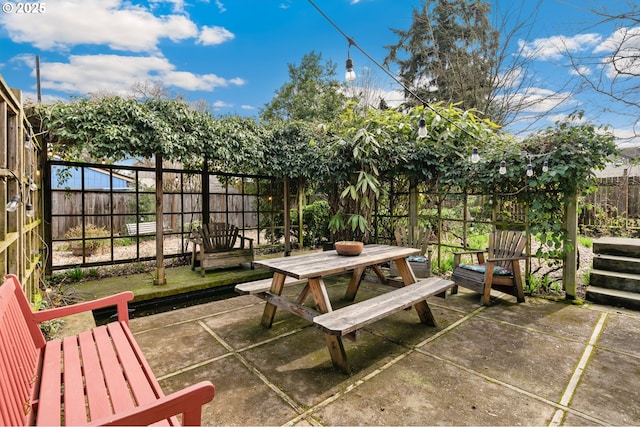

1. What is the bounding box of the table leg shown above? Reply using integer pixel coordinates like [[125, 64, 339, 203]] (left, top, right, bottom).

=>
[[371, 265, 387, 284], [324, 334, 350, 374], [344, 266, 366, 301], [395, 258, 437, 327], [295, 283, 311, 305], [394, 258, 417, 286], [307, 277, 332, 312], [260, 273, 287, 328], [307, 277, 351, 373]]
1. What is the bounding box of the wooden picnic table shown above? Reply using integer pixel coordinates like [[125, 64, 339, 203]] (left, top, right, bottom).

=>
[[248, 244, 453, 373]]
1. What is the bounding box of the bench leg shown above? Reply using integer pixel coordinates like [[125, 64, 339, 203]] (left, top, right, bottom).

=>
[[261, 273, 287, 328], [414, 300, 438, 327], [324, 334, 351, 374]]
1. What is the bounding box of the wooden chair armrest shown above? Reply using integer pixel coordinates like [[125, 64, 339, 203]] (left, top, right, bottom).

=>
[[238, 235, 254, 249], [89, 381, 215, 426], [453, 250, 486, 266], [487, 255, 528, 262], [456, 249, 486, 255], [32, 291, 134, 325], [189, 232, 204, 245]]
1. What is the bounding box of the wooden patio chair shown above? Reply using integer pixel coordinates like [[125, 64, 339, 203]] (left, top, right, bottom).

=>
[[390, 226, 432, 278], [451, 230, 527, 305], [190, 222, 254, 276]]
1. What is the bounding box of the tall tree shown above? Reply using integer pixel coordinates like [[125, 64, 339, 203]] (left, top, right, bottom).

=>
[[566, 4, 640, 143], [384, 0, 499, 114], [260, 51, 349, 122]]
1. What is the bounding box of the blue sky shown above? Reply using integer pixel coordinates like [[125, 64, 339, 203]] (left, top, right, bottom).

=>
[[0, 0, 636, 146]]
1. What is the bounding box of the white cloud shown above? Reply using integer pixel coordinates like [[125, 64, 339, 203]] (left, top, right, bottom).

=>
[[570, 65, 591, 76], [197, 26, 235, 46], [595, 27, 640, 78], [40, 54, 244, 95], [505, 87, 575, 113], [212, 100, 233, 109], [0, 0, 198, 52], [214, 0, 226, 13], [518, 33, 602, 61], [149, 0, 186, 13], [241, 105, 256, 110]]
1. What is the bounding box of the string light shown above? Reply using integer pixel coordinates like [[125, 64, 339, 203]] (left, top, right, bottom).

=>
[[471, 147, 480, 164], [499, 160, 507, 175], [526, 160, 534, 177], [345, 41, 356, 83], [418, 117, 428, 138], [6, 195, 20, 212], [542, 160, 549, 173]]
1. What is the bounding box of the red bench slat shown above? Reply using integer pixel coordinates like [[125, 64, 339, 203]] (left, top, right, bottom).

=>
[[1, 274, 214, 426]]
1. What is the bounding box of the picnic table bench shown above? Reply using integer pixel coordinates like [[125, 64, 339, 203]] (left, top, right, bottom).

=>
[[243, 245, 454, 374], [0, 274, 215, 426]]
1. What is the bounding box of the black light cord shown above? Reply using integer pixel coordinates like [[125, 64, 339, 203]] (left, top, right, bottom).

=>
[[306, 0, 484, 144]]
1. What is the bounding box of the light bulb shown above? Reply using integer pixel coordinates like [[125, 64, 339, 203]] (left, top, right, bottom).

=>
[[6, 195, 20, 212], [345, 57, 356, 82], [29, 178, 37, 192], [471, 147, 480, 164], [542, 160, 549, 173], [526, 163, 534, 177], [499, 160, 507, 175], [25, 203, 34, 218], [418, 118, 428, 138]]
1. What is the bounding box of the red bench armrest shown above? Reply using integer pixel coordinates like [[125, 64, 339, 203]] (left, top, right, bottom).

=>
[[89, 381, 215, 426], [32, 291, 134, 325]]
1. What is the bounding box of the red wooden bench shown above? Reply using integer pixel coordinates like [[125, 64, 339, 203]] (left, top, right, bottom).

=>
[[0, 274, 215, 426]]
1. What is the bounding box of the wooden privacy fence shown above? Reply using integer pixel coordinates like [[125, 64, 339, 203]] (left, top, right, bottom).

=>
[[581, 174, 640, 235], [0, 75, 44, 300]]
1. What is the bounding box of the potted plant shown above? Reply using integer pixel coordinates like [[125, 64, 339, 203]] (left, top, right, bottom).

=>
[[65, 224, 109, 256]]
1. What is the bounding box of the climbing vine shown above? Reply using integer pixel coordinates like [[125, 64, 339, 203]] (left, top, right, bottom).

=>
[[28, 97, 617, 254]]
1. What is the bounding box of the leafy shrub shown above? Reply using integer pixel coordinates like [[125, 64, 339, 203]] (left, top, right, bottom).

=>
[[291, 200, 330, 247], [65, 224, 110, 252]]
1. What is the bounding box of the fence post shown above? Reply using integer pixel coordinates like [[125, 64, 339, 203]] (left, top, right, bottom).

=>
[[409, 178, 418, 246], [154, 152, 166, 285], [563, 192, 578, 299]]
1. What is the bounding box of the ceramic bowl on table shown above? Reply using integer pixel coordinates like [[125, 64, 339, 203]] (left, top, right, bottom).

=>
[[334, 241, 364, 256]]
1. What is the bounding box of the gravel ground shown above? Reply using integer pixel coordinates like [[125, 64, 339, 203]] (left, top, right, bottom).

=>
[[52, 235, 594, 299]]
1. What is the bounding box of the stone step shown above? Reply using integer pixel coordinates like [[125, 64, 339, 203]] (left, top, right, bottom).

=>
[[593, 254, 640, 275], [593, 237, 640, 258], [585, 286, 640, 311], [589, 269, 640, 293]]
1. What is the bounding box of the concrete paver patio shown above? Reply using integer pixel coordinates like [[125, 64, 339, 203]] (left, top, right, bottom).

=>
[[127, 276, 640, 426]]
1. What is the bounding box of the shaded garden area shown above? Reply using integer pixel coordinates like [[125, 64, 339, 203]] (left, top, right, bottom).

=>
[[29, 96, 616, 301]]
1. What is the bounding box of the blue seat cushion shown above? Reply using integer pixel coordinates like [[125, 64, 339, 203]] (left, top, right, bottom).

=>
[[458, 263, 512, 276]]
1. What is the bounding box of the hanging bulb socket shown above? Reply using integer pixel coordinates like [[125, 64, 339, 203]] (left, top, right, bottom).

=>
[[542, 160, 549, 173], [526, 162, 534, 177], [471, 147, 480, 164], [6, 195, 20, 212], [499, 160, 507, 175], [345, 57, 356, 82], [418, 117, 428, 138], [25, 203, 34, 218]]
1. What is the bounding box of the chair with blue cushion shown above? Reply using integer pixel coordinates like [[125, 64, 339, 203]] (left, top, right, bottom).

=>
[[451, 230, 527, 305]]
